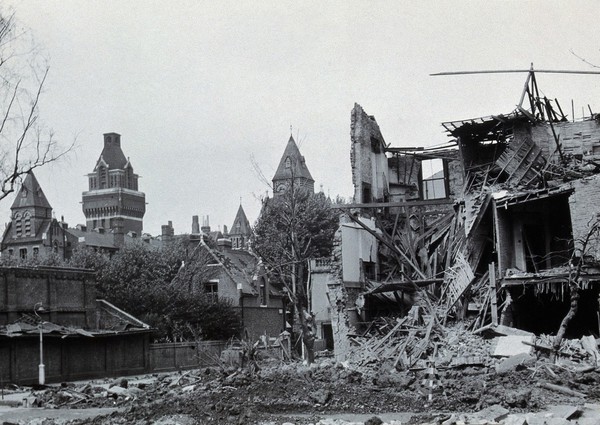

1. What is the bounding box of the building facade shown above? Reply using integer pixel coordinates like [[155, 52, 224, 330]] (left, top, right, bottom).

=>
[[82, 133, 146, 236], [0, 172, 73, 261]]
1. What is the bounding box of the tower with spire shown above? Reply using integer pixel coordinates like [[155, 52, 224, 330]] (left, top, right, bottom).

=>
[[272, 134, 314, 196], [82, 133, 146, 236], [229, 203, 252, 250], [1, 171, 71, 259]]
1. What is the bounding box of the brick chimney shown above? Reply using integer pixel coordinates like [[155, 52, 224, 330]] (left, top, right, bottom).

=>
[[192, 215, 200, 234], [161, 220, 174, 244]]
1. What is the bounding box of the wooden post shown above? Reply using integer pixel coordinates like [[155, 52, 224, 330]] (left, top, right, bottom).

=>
[[489, 262, 498, 326]]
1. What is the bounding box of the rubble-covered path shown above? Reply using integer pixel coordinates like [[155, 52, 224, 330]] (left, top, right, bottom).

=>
[[2, 353, 600, 425]]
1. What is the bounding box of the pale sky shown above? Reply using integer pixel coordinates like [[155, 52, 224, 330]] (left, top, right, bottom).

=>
[[2, 1, 600, 236]]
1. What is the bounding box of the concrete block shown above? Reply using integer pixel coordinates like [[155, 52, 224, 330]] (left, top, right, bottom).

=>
[[495, 352, 536, 375], [474, 403, 509, 422], [546, 404, 582, 419], [502, 414, 528, 425], [492, 335, 534, 357], [494, 325, 535, 337]]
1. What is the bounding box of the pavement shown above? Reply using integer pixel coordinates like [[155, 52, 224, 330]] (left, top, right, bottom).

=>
[[0, 390, 118, 423]]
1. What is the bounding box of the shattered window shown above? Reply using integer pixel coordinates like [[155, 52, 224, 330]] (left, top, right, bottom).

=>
[[421, 158, 447, 200]]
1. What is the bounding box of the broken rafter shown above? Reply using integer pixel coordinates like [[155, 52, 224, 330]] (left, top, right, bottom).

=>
[[345, 212, 428, 280], [431, 69, 600, 76], [334, 199, 455, 209], [365, 278, 444, 294]]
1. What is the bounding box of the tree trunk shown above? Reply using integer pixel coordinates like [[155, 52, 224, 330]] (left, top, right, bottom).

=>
[[295, 261, 316, 364], [553, 278, 580, 353]]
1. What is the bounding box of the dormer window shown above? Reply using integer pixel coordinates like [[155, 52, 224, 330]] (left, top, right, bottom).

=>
[[285, 157, 291, 168]]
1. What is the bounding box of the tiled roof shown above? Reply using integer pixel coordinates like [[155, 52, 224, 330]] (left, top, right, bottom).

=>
[[10, 172, 52, 210], [272, 135, 314, 183]]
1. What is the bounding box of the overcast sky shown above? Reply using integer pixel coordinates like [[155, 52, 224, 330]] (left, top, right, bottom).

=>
[[2, 1, 600, 236]]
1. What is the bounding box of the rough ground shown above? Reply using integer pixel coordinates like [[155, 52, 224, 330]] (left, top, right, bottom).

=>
[[2, 354, 600, 425]]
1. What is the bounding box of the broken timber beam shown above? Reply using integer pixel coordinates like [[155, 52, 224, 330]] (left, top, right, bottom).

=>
[[333, 199, 455, 209], [346, 212, 428, 280], [539, 382, 586, 398]]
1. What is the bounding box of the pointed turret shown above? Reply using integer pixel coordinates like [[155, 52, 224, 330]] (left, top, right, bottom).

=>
[[272, 135, 314, 196], [11, 172, 52, 210], [229, 204, 252, 250]]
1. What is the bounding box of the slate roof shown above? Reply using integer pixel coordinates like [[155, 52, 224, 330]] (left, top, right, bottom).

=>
[[94, 134, 129, 171], [230, 204, 251, 236], [272, 135, 314, 183], [10, 172, 52, 210]]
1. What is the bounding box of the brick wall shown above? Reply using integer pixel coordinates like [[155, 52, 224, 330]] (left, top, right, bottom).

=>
[[351, 104, 389, 202], [0, 267, 96, 327], [569, 174, 600, 260]]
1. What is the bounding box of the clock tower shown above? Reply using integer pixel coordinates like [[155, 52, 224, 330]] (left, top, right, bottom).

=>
[[82, 133, 145, 236], [272, 135, 314, 197]]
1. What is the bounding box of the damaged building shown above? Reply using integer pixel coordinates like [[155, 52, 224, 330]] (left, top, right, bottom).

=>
[[327, 71, 600, 361]]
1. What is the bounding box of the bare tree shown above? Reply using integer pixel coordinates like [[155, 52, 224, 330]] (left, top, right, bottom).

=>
[[0, 10, 73, 203], [553, 219, 600, 352]]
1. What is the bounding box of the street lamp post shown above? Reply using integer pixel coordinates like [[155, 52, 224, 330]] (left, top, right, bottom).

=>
[[33, 302, 45, 386]]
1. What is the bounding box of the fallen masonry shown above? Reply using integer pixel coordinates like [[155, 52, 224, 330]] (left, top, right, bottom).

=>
[[0, 326, 598, 424]]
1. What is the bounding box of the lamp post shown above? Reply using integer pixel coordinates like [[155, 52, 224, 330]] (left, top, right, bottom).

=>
[[33, 302, 45, 386]]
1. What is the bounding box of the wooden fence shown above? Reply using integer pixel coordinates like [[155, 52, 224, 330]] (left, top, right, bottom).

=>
[[149, 340, 227, 372]]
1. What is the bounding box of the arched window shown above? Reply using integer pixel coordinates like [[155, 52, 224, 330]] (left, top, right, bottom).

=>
[[23, 211, 31, 236], [99, 166, 107, 188], [285, 157, 291, 168], [14, 212, 22, 237]]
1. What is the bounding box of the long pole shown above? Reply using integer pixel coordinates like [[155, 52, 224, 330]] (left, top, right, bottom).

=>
[[38, 324, 45, 385], [34, 302, 45, 386]]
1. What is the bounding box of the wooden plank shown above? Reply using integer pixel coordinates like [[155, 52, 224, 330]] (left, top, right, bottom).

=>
[[489, 263, 498, 326], [333, 199, 455, 209]]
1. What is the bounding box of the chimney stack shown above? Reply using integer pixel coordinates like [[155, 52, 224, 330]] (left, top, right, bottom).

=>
[[192, 215, 200, 234], [201, 215, 211, 234]]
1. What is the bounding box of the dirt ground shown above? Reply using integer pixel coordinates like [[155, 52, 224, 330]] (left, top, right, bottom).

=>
[[2, 354, 599, 425]]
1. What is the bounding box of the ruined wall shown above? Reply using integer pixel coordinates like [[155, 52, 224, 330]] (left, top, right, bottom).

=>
[[447, 158, 465, 198], [517, 118, 600, 163], [568, 173, 600, 261], [351, 104, 389, 203], [327, 224, 353, 362]]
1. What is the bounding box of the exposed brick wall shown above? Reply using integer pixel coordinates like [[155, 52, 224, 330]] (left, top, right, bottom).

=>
[[568, 174, 600, 261], [351, 104, 388, 202], [519, 118, 600, 164], [326, 223, 354, 361]]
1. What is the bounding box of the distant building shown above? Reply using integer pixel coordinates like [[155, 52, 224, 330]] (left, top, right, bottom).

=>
[[184, 237, 285, 341], [82, 132, 146, 236], [0, 172, 72, 260], [1, 171, 141, 262], [272, 135, 314, 196], [228, 204, 252, 250]]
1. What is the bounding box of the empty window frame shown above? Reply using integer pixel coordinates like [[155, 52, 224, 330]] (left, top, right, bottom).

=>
[[420, 158, 448, 200]]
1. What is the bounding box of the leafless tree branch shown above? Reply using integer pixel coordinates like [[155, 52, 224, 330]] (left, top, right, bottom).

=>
[[0, 9, 74, 203], [569, 48, 600, 69]]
